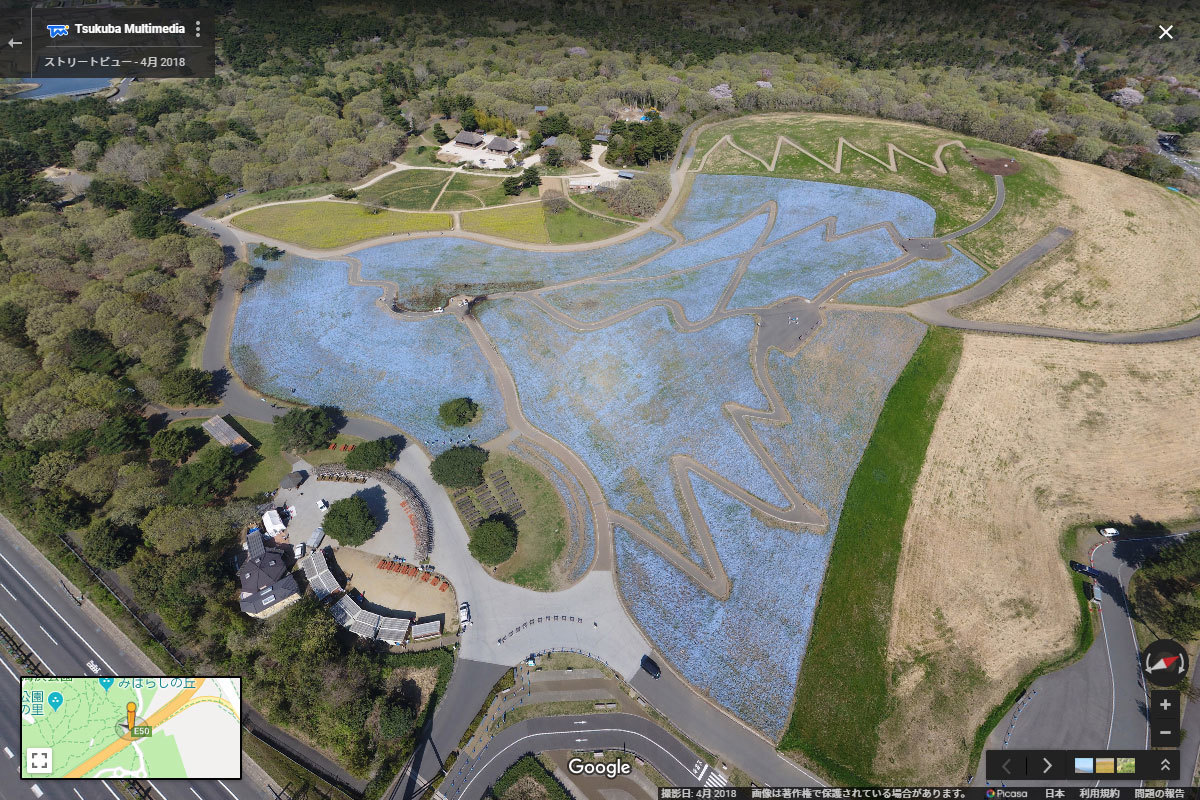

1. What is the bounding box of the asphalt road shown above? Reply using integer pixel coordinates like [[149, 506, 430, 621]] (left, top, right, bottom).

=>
[[974, 532, 1199, 787], [0, 532, 261, 800], [449, 713, 709, 800]]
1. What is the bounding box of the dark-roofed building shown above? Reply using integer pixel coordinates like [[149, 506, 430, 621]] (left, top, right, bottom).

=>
[[280, 471, 305, 490], [486, 136, 518, 154], [237, 545, 300, 618], [594, 133, 609, 143], [454, 130, 485, 147], [617, 170, 635, 179], [541, 135, 558, 148]]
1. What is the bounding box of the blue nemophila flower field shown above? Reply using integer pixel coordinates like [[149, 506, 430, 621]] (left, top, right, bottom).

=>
[[676, 174, 935, 241], [730, 225, 901, 307], [617, 309, 925, 736], [480, 299, 787, 560], [231, 253, 507, 449], [837, 246, 986, 306], [354, 231, 673, 293], [542, 258, 741, 324]]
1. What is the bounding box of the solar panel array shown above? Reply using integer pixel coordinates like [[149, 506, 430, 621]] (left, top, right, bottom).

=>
[[349, 608, 382, 639], [246, 531, 266, 559], [375, 617, 411, 644], [331, 596, 359, 626], [299, 550, 341, 600], [410, 620, 442, 640]]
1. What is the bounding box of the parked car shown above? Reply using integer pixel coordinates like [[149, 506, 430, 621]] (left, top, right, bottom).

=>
[[458, 602, 471, 627], [640, 655, 661, 679], [1098, 526, 1120, 538], [1092, 583, 1103, 606], [316, 499, 328, 510]]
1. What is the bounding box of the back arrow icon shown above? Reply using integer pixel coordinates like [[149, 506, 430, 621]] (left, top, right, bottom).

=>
[[7, 39, 22, 48]]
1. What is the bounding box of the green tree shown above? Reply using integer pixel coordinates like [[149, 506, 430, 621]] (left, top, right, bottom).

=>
[[150, 426, 204, 463], [166, 445, 240, 504], [501, 176, 523, 196], [158, 368, 215, 405], [438, 397, 479, 427], [273, 406, 336, 451], [520, 166, 541, 187], [82, 518, 138, 570], [322, 495, 378, 546], [344, 436, 402, 471], [468, 518, 517, 565], [94, 414, 149, 454], [431, 122, 450, 144], [1132, 536, 1200, 640], [64, 328, 120, 374], [0, 302, 28, 342], [429, 445, 488, 488]]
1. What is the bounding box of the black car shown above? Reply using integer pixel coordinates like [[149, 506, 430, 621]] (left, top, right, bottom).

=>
[[641, 655, 661, 679]]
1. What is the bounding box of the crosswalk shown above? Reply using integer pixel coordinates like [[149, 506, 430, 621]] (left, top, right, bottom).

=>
[[694, 762, 730, 788]]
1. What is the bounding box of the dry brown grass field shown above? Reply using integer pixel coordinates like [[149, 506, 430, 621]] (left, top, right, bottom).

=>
[[960, 156, 1200, 332], [878, 333, 1200, 782]]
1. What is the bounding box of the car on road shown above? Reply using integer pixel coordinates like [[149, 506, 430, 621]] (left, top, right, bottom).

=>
[[459, 602, 471, 627], [641, 655, 661, 679], [1092, 583, 1103, 606], [1098, 526, 1120, 538]]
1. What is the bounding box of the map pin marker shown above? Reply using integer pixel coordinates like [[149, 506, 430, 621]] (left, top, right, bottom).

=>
[[47, 692, 63, 711], [98, 677, 114, 692]]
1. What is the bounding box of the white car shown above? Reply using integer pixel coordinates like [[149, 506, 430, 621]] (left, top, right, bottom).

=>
[[317, 499, 328, 510], [458, 602, 471, 627], [1092, 583, 1103, 606], [1098, 526, 1120, 538]]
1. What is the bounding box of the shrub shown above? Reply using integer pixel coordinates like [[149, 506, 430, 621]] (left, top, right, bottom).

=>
[[323, 495, 378, 546], [379, 701, 416, 739], [429, 445, 488, 488], [437, 397, 479, 427], [468, 518, 517, 565]]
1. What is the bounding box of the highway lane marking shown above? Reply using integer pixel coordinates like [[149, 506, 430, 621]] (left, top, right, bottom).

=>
[[0, 606, 50, 672], [4, 746, 12, 758], [217, 781, 242, 799], [0, 550, 116, 674], [1117, 562, 1150, 752], [456, 726, 701, 798], [191, 789, 203, 799], [37, 626, 58, 646], [0, 582, 16, 601], [0, 652, 18, 682], [101, 783, 122, 800], [74, 789, 86, 800]]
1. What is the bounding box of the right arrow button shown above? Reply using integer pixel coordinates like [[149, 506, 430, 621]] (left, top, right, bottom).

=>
[[1043, 757, 1053, 775]]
